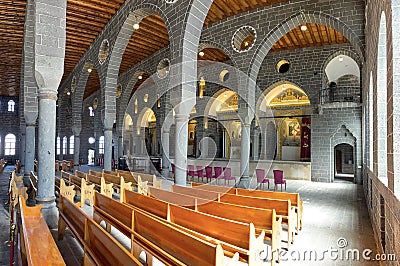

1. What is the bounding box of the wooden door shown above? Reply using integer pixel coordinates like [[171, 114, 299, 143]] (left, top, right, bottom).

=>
[[335, 149, 342, 174]]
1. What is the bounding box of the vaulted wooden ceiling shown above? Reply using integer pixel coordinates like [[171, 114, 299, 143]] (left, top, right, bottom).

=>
[[1, 0, 349, 99]]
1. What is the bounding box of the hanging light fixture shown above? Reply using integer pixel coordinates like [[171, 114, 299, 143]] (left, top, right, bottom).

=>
[[300, 25, 307, 31], [133, 23, 140, 30]]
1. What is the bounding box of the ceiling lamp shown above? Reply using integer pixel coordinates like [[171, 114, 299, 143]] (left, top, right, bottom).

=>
[[338, 57, 344, 62], [87, 68, 92, 73], [133, 23, 140, 30], [199, 51, 204, 57], [300, 25, 307, 31], [138, 75, 143, 80]]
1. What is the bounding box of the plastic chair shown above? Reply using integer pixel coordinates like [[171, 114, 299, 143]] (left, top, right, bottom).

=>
[[223, 167, 236, 186], [205, 166, 213, 183], [214, 167, 223, 185], [273, 170, 286, 191], [256, 169, 269, 190], [196, 166, 205, 182]]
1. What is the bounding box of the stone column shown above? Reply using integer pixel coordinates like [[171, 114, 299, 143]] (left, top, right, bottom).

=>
[[161, 129, 170, 178], [20, 126, 26, 174], [36, 91, 58, 228], [72, 127, 81, 171], [174, 114, 189, 185], [104, 127, 113, 171], [23, 123, 36, 185], [239, 123, 251, 187], [118, 135, 123, 158], [253, 128, 260, 161]]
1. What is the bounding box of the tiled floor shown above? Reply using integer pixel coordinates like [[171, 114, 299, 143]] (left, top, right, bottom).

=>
[[0, 166, 379, 265]]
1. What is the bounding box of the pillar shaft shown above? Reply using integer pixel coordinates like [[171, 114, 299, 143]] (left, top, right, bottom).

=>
[[36, 93, 57, 228], [253, 130, 260, 161], [239, 123, 251, 187], [174, 114, 189, 185], [104, 128, 113, 171], [20, 129, 26, 172], [118, 135, 123, 158], [161, 130, 170, 178], [73, 135, 80, 171], [24, 125, 36, 185]]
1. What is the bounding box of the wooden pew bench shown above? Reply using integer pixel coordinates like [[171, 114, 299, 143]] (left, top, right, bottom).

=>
[[60, 171, 95, 206], [173, 184, 296, 250], [18, 196, 65, 266], [57, 195, 142, 266], [149, 186, 282, 263], [28, 171, 38, 202], [92, 192, 229, 265], [118, 190, 267, 265], [192, 182, 304, 233]]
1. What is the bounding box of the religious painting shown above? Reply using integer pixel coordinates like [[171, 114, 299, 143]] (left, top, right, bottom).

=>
[[288, 121, 301, 136]]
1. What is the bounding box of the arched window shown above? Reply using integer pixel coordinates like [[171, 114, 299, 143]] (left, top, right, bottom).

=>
[[69, 136, 74, 154], [99, 136, 104, 154], [89, 106, 94, 117], [63, 136, 67, 155], [5, 134, 16, 155], [8, 100, 15, 112], [56, 137, 61, 155]]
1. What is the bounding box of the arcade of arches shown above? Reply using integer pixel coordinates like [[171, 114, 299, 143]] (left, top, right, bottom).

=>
[[1, 0, 399, 264]]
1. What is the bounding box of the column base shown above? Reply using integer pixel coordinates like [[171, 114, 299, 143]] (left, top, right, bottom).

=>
[[35, 197, 58, 229], [23, 173, 31, 187], [237, 175, 258, 190]]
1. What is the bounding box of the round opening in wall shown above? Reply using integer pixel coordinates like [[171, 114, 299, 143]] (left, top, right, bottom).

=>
[[88, 137, 95, 144], [164, 0, 177, 3], [232, 26, 257, 53], [276, 60, 290, 74], [157, 58, 170, 79], [219, 70, 230, 83], [116, 84, 122, 98], [98, 39, 110, 64]]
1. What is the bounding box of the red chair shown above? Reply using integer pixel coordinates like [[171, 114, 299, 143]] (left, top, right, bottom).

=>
[[196, 166, 205, 182], [214, 167, 223, 184], [256, 169, 269, 190], [205, 166, 213, 183], [187, 165, 197, 181], [273, 170, 286, 191], [223, 167, 236, 186]]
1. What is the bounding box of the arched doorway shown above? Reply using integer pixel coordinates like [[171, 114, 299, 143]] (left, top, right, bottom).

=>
[[334, 143, 354, 182]]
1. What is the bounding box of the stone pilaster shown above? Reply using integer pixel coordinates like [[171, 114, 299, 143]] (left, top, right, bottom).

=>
[[104, 127, 113, 171], [238, 123, 251, 188], [72, 126, 81, 171], [161, 129, 170, 178], [174, 114, 189, 185]]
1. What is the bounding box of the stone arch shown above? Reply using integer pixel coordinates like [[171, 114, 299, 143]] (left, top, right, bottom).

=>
[[198, 40, 238, 67], [249, 10, 365, 83], [204, 88, 239, 119], [376, 11, 388, 186], [330, 125, 357, 182], [104, 4, 171, 117]]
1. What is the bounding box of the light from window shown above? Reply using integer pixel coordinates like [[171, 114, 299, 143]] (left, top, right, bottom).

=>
[[63, 136, 67, 155], [89, 106, 94, 117], [69, 136, 74, 155], [8, 100, 15, 112], [56, 137, 61, 155], [5, 134, 16, 155], [99, 136, 104, 154]]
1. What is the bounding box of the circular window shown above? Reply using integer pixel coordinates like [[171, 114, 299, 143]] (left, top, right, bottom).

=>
[[276, 60, 290, 74], [98, 39, 110, 64], [219, 70, 230, 83], [164, 0, 177, 3], [88, 137, 95, 144], [71, 76, 76, 93], [232, 26, 257, 53], [157, 58, 170, 79]]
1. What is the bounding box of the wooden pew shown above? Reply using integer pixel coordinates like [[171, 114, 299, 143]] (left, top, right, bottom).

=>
[[149, 186, 282, 262], [60, 171, 95, 206], [10, 171, 28, 207], [93, 192, 229, 265], [57, 195, 142, 266], [120, 190, 266, 265], [192, 182, 303, 233], [19, 196, 65, 266], [28, 171, 38, 202], [15, 160, 21, 173], [173, 184, 296, 249], [0, 158, 6, 172]]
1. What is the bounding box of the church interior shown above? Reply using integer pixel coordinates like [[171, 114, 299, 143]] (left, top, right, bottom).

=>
[[0, 0, 399, 265]]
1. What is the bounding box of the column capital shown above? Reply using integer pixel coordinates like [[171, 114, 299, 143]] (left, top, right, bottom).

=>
[[38, 92, 57, 101], [26, 122, 36, 127], [175, 114, 189, 122]]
